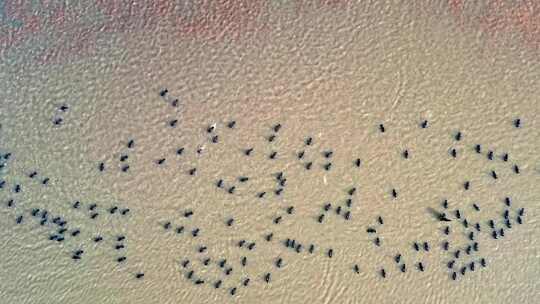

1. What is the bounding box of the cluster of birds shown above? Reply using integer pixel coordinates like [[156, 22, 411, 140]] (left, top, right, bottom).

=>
[[52, 104, 69, 126], [0, 145, 144, 280], [0, 88, 532, 298]]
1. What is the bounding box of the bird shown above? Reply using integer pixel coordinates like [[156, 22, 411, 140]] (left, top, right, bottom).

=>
[[420, 120, 428, 128], [380, 268, 386, 278], [228, 121, 236, 128], [464, 181, 470, 190], [413, 242, 420, 251], [268, 135, 276, 142], [403, 150, 409, 159], [286, 206, 294, 215], [391, 189, 398, 198], [327, 249, 333, 258], [273, 124, 282, 132], [323, 163, 332, 171], [214, 280, 222, 289], [265, 233, 274, 242], [514, 118, 521, 128], [323, 151, 333, 158], [454, 131, 462, 141], [269, 151, 277, 159], [450, 148, 457, 158], [244, 148, 254, 156], [297, 151, 305, 159], [472, 203, 480, 211], [353, 264, 360, 273], [379, 124, 385, 133], [15, 215, 23, 224], [264, 273, 271, 283], [374, 237, 381, 246], [400, 264, 406, 273], [377, 216, 384, 225], [513, 164, 520, 174], [305, 162, 313, 170], [226, 218, 234, 226], [423, 242, 429, 251], [275, 258, 283, 268], [135, 273, 144, 279], [475, 144, 482, 153], [355, 158, 361, 167], [241, 256, 247, 266], [159, 89, 168, 97], [127, 139, 135, 148], [305, 137, 313, 146], [176, 148, 184, 155], [417, 262, 425, 272]]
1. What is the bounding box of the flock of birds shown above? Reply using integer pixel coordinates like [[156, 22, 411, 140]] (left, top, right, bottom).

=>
[[0, 88, 530, 298]]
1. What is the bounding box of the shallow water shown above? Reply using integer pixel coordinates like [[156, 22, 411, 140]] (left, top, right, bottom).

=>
[[0, 1, 539, 304]]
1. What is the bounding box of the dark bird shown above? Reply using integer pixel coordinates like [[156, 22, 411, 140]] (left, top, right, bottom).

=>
[[305, 137, 313, 146], [120, 208, 130, 215], [327, 249, 333, 258], [228, 186, 235, 194], [269, 151, 277, 159], [491, 170, 498, 179], [228, 121, 236, 128], [264, 273, 271, 283], [191, 228, 200, 237], [391, 188, 398, 198], [230, 287, 237, 295], [273, 124, 282, 132], [268, 135, 276, 142], [159, 89, 168, 97], [454, 131, 462, 141], [472, 203, 480, 211], [400, 264, 406, 273], [403, 150, 409, 159], [514, 118, 521, 128], [297, 151, 305, 159], [394, 254, 402, 263], [117, 256, 127, 263], [176, 148, 184, 155], [487, 151, 494, 160], [413, 242, 420, 251], [379, 124, 385, 133], [135, 273, 144, 279], [244, 148, 254, 156], [305, 162, 313, 170], [377, 216, 384, 225], [450, 148, 457, 158], [156, 158, 166, 165], [420, 120, 428, 128], [464, 181, 470, 190], [427, 208, 451, 222], [120, 155, 129, 162], [214, 280, 222, 289], [353, 264, 360, 273], [417, 262, 425, 272], [504, 197, 511, 206], [226, 218, 234, 226], [238, 176, 249, 182], [318, 214, 325, 223], [286, 206, 294, 215], [380, 268, 386, 278], [169, 119, 178, 127], [241, 256, 247, 266], [324, 163, 332, 171], [265, 233, 273, 241], [475, 144, 481, 153], [15, 215, 23, 224], [502, 153, 509, 162], [127, 139, 135, 148], [355, 158, 361, 168], [513, 164, 520, 174], [323, 151, 333, 158]]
